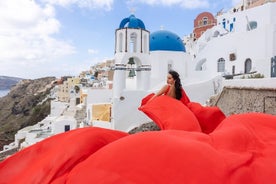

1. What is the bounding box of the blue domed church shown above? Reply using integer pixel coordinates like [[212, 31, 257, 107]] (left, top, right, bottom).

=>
[[112, 14, 192, 131]]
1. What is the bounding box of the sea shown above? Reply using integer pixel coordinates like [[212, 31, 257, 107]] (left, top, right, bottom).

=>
[[0, 90, 10, 98]]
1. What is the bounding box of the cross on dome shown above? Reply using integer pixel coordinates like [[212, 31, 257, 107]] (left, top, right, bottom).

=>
[[130, 7, 136, 14]]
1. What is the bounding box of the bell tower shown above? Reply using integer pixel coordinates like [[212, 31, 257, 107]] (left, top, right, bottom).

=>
[[112, 14, 151, 131], [113, 14, 151, 98]]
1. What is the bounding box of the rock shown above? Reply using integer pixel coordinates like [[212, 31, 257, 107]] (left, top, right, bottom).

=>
[[128, 122, 160, 134]]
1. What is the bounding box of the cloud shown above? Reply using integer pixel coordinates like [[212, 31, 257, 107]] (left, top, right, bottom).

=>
[[0, 0, 76, 78], [42, 0, 114, 11], [0, 0, 75, 61], [134, 0, 209, 9]]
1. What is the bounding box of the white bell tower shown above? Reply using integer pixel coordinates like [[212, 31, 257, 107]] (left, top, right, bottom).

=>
[[112, 14, 151, 131], [113, 14, 151, 98]]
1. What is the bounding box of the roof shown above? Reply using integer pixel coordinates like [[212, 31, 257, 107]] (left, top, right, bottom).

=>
[[150, 30, 186, 52], [119, 14, 146, 29]]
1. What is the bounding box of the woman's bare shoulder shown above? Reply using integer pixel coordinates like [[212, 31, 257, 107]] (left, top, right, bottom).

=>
[[161, 84, 170, 89], [154, 84, 169, 96]]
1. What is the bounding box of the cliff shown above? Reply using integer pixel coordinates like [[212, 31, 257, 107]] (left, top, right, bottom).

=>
[[0, 77, 56, 150], [0, 76, 23, 90]]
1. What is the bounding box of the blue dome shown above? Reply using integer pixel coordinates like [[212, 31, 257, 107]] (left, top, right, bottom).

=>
[[150, 30, 185, 52], [119, 14, 146, 29]]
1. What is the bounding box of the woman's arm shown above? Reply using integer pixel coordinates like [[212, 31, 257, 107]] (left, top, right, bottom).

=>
[[148, 85, 169, 102], [155, 85, 169, 96]]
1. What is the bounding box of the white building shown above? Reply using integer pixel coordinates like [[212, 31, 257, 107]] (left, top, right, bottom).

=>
[[189, 1, 276, 78]]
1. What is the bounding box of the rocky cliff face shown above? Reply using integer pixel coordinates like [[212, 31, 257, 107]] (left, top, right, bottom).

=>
[[0, 77, 56, 150], [0, 76, 23, 90]]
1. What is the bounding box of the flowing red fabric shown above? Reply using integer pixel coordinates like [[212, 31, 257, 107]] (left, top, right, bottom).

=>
[[0, 114, 276, 183], [187, 102, 226, 133], [140, 92, 225, 133], [0, 127, 128, 184], [139, 95, 202, 131], [140, 93, 155, 106]]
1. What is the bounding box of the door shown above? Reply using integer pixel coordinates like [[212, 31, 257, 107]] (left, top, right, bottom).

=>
[[271, 56, 276, 77]]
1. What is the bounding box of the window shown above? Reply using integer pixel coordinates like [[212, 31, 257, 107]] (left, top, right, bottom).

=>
[[203, 17, 208, 25], [119, 33, 123, 52], [217, 58, 225, 72], [232, 65, 235, 75], [129, 32, 137, 53], [229, 53, 236, 61], [244, 58, 252, 73], [64, 125, 70, 132], [222, 19, 226, 29], [247, 21, 257, 31], [143, 34, 148, 53], [230, 23, 234, 32], [168, 62, 173, 72]]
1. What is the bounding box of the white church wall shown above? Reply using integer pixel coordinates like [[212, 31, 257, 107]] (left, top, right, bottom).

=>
[[150, 51, 189, 85], [112, 90, 151, 132], [125, 78, 137, 90]]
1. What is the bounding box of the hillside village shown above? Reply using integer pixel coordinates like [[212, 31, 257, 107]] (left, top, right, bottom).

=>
[[0, 60, 115, 158]]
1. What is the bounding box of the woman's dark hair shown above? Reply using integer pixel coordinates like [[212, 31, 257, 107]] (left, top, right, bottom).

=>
[[168, 70, 182, 100]]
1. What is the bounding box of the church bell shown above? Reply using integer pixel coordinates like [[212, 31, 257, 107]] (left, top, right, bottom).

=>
[[128, 57, 136, 77]]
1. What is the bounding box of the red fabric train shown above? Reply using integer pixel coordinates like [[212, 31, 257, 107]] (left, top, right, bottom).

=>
[[139, 92, 226, 133], [0, 96, 275, 184]]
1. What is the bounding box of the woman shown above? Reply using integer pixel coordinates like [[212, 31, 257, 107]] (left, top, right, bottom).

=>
[[141, 70, 225, 134], [154, 70, 183, 100], [148, 70, 189, 105]]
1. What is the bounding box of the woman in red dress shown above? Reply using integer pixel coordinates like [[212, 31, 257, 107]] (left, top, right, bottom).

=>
[[150, 70, 190, 105]]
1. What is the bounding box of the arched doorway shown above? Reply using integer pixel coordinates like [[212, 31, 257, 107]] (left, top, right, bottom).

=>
[[271, 56, 276, 77], [196, 58, 206, 71], [217, 58, 225, 72], [244, 58, 252, 74]]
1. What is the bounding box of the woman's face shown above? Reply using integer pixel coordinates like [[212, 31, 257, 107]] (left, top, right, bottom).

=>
[[167, 73, 175, 85]]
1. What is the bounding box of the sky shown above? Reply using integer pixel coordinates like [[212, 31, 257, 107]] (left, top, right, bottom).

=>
[[0, 0, 241, 79]]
